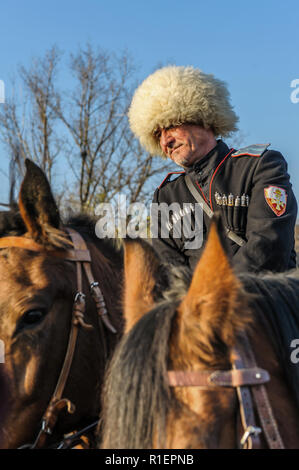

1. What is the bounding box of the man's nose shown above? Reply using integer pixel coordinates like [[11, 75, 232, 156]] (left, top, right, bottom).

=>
[[160, 129, 174, 149]]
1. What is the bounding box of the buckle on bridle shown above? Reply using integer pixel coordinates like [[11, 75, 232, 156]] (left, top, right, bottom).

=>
[[74, 292, 86, 303], [41, 419, 52, 435], [240, 425, 262, 447], [90, 281, 99, 291]]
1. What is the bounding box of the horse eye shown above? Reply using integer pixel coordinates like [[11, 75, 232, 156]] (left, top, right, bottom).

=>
[[22, 310, 46, 325], [14, 309, 47, 336]]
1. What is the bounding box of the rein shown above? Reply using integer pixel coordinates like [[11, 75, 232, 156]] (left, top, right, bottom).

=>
[[168, 332, 284, 449], [0, 228, 117, 449]]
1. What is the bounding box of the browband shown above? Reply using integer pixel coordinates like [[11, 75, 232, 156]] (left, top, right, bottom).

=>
[[0, 236, 91, 262]]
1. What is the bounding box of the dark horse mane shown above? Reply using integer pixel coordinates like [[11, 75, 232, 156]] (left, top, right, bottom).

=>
[[0, 208, 122, 255], [102, 265, 299, 449], [0, 208, 123, 272], [239, 271, 299, 406], [102, 300, 178, 449], [0, 207, 123, 310]]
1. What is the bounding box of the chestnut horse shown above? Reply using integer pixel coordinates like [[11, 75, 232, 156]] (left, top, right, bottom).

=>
[[0, 160, 123, 448], [101, 220, 299, 449]]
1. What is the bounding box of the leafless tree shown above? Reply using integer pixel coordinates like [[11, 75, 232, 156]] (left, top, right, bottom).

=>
[[0, 46, 63, 189], [0, 45, 172, 211], [53, 44, 170, 212]]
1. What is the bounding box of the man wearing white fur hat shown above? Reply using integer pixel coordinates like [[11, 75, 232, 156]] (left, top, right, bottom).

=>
[[128, 65, 297, 272]]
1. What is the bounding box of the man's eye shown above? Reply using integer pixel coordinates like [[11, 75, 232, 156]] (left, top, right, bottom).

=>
[[154, 129, 161, 139]]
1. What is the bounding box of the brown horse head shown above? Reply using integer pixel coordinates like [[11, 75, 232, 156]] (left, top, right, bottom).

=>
[[102, 219, 299, 449], [0, 160, 123, 448]]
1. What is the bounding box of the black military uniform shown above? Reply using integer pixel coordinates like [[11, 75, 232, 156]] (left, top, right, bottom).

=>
[[151, 140, 297, 272]]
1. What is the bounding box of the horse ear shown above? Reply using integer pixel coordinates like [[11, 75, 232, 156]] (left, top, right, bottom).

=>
[[178, 217, 244, 349], [124, 238, 161, 333], [19, 159, 61, 245]]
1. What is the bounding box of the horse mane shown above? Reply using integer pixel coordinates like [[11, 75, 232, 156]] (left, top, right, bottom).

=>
[[239, 270, 299, 409], [102, 265, 299, 449], [65, 213, 123, 263], [0, 208, 122, 254], [0, 206, 26, 237], [102, 301, 179, 449]]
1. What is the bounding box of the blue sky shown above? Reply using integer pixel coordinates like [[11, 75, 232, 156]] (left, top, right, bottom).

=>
[[0, 0, 299, 207]]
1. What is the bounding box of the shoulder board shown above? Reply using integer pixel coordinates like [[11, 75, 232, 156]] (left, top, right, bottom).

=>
[[158, 171, 185, 189], [231, 143, 270, 158]]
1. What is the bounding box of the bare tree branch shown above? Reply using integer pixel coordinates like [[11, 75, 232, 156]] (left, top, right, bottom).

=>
[[0, 44, 174, 213]]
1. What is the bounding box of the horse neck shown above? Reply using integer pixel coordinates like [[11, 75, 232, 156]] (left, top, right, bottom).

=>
[[249, 313, 299, 448]]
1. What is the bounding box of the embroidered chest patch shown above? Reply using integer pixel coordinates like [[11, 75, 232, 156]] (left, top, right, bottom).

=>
[[264, 186, 287, 216]]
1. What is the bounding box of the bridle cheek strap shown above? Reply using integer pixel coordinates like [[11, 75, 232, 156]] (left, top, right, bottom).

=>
[[32, 228, 117, 449], [235, 333, 284, 449], [66, 229, 117, 334]]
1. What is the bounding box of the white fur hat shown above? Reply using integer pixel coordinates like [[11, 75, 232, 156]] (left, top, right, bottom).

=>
[[128, 65, 239, 157]]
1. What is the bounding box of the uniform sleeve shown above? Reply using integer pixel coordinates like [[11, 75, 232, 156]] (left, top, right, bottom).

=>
[[232, 150, 297, 272], [151, 188, 187, 266]]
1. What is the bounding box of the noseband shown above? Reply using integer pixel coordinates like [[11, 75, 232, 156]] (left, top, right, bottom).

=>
[[168, 332, 284, 449], [0, 228, 117, 449]]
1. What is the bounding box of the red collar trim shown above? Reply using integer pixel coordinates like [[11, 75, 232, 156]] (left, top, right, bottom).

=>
[[209, 149, 235, 211]]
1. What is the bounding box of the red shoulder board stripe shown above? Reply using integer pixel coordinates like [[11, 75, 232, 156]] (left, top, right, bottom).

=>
[[158, 171, 185, 189], [231, 143, 270, 158]]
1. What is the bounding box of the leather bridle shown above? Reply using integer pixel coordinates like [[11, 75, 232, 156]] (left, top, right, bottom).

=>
[[168, 332, 284, 449], [0, 228, 117, 449]]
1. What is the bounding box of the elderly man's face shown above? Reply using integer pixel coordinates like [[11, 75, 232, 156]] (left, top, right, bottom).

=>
[[158, 124, 217, 168]]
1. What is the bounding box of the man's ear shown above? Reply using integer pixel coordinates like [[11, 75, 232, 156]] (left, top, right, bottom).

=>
[[123, 238, 163, 333], [18, 159, 61, 246]]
